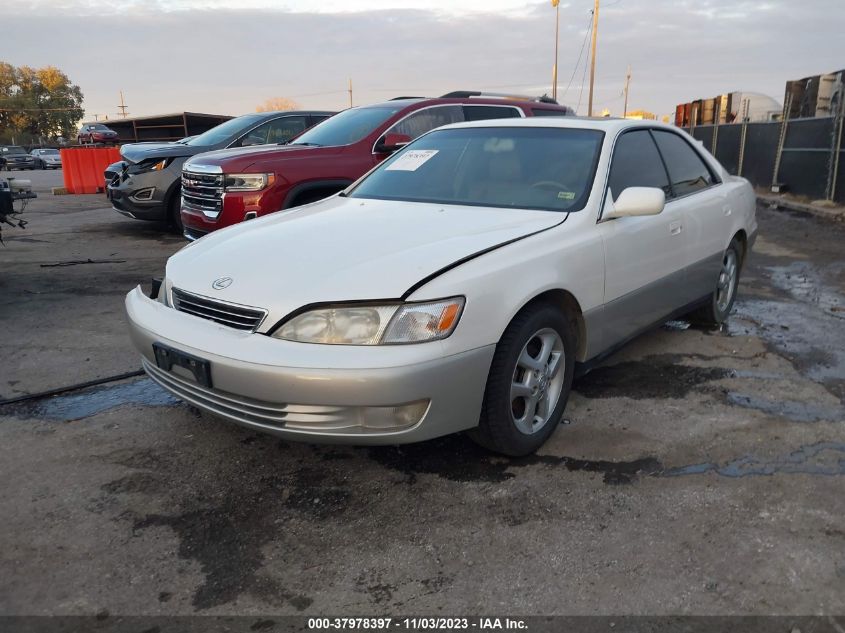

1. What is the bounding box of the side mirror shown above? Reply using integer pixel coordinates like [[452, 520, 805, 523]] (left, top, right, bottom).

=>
[[604, 187, 665, 219], [375, 133, 412, 154]]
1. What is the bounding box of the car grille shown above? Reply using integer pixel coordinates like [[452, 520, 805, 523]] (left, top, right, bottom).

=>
[[171, 288, 267, 331], [143, 358, 360, 431], [182, 170, 224, 219]]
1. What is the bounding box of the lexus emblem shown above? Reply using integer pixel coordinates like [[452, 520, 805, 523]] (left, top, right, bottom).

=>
[[212, 277, 233, 290]]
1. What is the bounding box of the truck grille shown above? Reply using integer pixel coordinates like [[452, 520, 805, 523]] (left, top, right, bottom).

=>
[[182, 170, 224, 218], [171, 288, 267, 331]]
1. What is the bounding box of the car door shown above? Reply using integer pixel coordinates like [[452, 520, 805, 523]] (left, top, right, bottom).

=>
[[650, 129, 729, 305], [598, 128, 687, 348]]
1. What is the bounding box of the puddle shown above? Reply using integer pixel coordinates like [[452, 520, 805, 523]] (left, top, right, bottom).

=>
[[368, 435, 662, 485], [726, 392, 845, 423], [574, 359, 731, 400], [664, 442, 845, 477], [3, 378, 178, 421]]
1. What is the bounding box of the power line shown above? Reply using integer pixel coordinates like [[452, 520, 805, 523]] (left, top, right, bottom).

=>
[[561, 11, 594, 102]]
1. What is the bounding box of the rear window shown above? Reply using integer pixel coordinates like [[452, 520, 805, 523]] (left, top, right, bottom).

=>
[[350, 126, 604, 213]]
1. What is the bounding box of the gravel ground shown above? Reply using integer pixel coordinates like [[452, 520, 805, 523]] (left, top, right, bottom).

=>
[[1, 169, 844, 617]]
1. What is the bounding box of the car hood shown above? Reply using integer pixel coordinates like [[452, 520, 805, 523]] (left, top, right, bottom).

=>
[[167, 196, 564, 323], [120, 143, 205, 164], [184, 144, 340, 172]]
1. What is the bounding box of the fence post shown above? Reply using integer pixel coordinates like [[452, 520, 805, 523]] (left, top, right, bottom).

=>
[[711, 120, 720, 157], [825, 97, 844, 202], [771, 93, 793, 190], [738, 121, 748, 176]]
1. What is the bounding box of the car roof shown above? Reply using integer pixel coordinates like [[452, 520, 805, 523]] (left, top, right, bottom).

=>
[[359, 97, 571, 110], [437, 116, 676, 134]]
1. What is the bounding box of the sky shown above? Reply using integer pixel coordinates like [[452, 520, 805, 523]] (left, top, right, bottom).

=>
[[3, 0, 843, 121]]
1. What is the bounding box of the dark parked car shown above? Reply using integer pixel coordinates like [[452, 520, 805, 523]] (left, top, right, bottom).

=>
[[0, 146, 36, 170], [77, 123, 120, 145], [106, 110, 334, 231], [31, 148, 62, 169]]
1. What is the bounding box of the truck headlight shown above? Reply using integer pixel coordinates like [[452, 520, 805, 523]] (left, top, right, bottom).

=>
[[224, 173, 274, 192], [272, 297, 465, 345]]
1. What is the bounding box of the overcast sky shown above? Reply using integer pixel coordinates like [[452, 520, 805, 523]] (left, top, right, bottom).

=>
[[4, 0, 842, 120]]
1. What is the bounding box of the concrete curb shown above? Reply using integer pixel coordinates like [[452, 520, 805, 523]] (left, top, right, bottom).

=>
[[757, 194, 845, 222]]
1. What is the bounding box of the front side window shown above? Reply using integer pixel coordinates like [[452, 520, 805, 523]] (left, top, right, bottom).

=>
[[607, 130, 670, 201], [383, 106, 464, 140], [238, 116, 308, 147], [651, 130, 716, 197], [350, 127, 604, 213]]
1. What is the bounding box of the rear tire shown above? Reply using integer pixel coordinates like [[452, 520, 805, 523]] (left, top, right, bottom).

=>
[[470, 303, 575, 456], [689, 237, 743, 326]]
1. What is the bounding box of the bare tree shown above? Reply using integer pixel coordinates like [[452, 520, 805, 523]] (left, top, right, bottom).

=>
[[255, 97, 300, 112]]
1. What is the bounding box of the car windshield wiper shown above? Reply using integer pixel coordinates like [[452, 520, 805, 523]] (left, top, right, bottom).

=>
[[286, 141, 323, 147]]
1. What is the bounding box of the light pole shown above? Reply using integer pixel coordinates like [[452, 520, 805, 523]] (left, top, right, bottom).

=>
[[588, 0, 600, 116], [551, 0, 560, 101]]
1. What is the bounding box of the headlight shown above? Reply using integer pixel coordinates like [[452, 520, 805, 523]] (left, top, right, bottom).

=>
[[273, 297, 465, 345], [135, 158, 173, 173], [224, 173, 274, 192]]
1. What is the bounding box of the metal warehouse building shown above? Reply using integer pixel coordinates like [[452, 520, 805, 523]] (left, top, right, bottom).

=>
[[102, 112, 233, 143]]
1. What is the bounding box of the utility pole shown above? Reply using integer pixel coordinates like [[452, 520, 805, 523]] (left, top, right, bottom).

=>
[[348, 78, 353, 108], [551, 0, 560, 101], [588, 0, 600, 117], [622, 65, 631, 118], [117, 91, 129, 118]]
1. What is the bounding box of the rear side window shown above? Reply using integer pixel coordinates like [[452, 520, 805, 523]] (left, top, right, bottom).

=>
[[462, 105, 521, 121], [651, 130, 716, 197], [607, 130, 670, 201], [531, 108, 568, 117]]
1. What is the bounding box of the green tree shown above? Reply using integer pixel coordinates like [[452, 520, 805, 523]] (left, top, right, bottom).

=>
[[0, 62, 84, 144]]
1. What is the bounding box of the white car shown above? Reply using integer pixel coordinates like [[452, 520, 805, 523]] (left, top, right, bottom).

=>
[[126, 117, 757, 456], [30, 148, 62, 169]]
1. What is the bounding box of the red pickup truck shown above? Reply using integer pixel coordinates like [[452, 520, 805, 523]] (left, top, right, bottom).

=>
[[180, 92, 573, 239]]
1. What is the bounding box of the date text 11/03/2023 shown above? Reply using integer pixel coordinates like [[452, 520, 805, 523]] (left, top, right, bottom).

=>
[[307, 617, 529, 630]]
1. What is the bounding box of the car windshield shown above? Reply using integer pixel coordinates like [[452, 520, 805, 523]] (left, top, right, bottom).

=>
[[349, 126, 604, 212], [2, 146, 25, 154], [185, 115, 265, 147], [289, 106, 402, 147], [90, 124, 110, 130], [40, 149, 59, 155]]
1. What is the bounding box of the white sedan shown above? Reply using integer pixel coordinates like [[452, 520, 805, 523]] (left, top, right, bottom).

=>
[[126, 117, 757, 456]]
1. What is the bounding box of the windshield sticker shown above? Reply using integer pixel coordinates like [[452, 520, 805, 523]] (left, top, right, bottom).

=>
[[386, 149, 439, 171], [557, 191, 575, 200]]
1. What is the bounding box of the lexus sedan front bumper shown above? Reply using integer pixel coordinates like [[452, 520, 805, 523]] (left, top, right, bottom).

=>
[[125, 286, 494, 444]]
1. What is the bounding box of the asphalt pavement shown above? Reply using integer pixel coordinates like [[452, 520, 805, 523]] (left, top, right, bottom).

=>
[[1, 169, 843, 617]]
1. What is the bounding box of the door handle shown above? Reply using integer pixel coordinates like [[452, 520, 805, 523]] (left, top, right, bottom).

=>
[[669, 221, 683, 236]]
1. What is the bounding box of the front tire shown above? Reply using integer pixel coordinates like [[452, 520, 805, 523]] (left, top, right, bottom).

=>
[[470, 303, 575, 456], [690, 237, 743, 326], [168, 192, 184, 234]]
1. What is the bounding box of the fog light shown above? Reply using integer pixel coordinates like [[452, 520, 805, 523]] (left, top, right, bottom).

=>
[[359, 400, 430, 430], [130, 187, 155, 202]]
